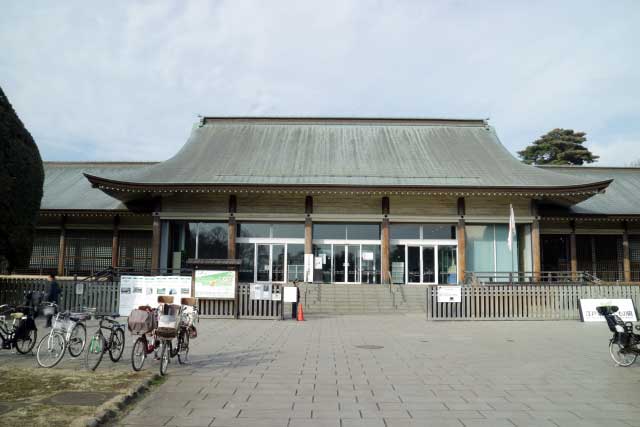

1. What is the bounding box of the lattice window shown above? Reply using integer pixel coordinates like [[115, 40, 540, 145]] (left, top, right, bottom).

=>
[[27, 230, 60, 274], [118, 230, 152, 272], [630, 236, 640, 281], [64, 230, 112, 275]]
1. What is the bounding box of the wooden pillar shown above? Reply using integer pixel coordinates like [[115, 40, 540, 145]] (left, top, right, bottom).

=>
[[57, 215, 67, 276], [381, 196, 390, 284], [151, 215, 161, 272], [111, 215, 120, 269], [228, 195, 237, 259], [570, 220, 577, 281], [457, 198, 466, 284], [532, 219, 541, 282], [304, 196, 313, 255], [623, 221, 631, 282]]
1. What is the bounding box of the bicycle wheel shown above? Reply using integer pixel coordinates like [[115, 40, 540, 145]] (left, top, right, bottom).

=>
[[85, 332, 106, 371], [131, 336, 147, 371], [610, 339, 637, 366], [16, 327, 37, 354], [159, 340, 170, 376], [177, 328, 189, 365], [68, 323, 86, 357], [108, 327, 125, 362], [36, 332, 66, 368]]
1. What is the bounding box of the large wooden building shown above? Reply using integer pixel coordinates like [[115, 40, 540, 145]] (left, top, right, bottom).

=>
[[20, 117, 640, 284]]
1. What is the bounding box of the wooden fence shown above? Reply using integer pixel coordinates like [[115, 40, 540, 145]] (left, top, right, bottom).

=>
[[426, 284, 640, 320], [198, 283, 284, 319], [0, 277, 119, 315]]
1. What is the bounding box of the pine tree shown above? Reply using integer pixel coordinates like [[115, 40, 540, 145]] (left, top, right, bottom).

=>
[[518, 128, 599, 165], [0, 86, 44, 272]]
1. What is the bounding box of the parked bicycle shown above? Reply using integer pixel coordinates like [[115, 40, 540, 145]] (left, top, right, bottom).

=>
[[36, 303, 92, 368], [129, 305, 160, 372], [0, 304, 37, 354], [85, 314, 126, 371], [597, 305, 640, 366], [153, 296, 198, 375]]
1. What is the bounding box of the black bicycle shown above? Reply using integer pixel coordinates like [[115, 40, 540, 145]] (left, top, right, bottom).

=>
[[597, 305, 640, 367], [0, 304, 38, 354], [85, 314, 126, 371]]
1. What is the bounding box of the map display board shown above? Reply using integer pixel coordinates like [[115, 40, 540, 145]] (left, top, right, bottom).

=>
[[194, 270, 236, 299]]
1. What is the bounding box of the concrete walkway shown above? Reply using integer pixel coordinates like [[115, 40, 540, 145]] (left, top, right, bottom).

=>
[[118, 315, 640, 427]]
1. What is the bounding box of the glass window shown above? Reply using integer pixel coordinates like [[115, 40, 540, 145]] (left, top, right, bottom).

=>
[[237, 243, 254, 282], [422, 247, 435, 283], [347, 223, 380, 240], [237, 223, 270, 238], [438, 246, 457, 284], [313, 244, 332, 283], [197, 223, 228, 259], [272, 244, 285, 282], [390, 224, 420, 239], [465, 225, 495, 273], [287, 244, 305, 281], [313, 223, 347, 240], [422, 224, 456, 239], [390, 245, 405, 284], [361, 244, 381, 284], [272, 223, 304, 238]]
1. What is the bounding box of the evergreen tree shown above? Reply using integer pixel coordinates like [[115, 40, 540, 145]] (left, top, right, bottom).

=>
[[0, 86, 44, 272], [518, 128, 599, 165]]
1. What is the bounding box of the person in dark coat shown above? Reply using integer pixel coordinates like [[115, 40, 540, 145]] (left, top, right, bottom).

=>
[[45, 274, 60, 328]]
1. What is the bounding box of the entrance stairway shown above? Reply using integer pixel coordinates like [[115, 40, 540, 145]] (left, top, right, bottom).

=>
[[298, 283, 427, 314]]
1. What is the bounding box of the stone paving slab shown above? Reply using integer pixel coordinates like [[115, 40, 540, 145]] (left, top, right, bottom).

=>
[[115, 314, 640, 427]]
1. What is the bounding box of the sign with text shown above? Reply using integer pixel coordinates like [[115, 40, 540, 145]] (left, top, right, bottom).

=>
[[119, 275, 192, 316], [437, 285, 462, 303], [284, 286, 298, 303], [195, 270, 236, 299], [579, 299, 637, 322], [250, 283, 272, 300]]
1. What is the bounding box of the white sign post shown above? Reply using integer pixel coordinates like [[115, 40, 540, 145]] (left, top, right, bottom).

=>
[[579, 299, 637, 322], [284, 286, 298, 303], [437, 286, 462, 303]]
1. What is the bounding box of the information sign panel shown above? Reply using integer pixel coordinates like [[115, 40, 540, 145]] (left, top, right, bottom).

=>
[[579, 299, 637, 322], [194, 270, 236, 299], [437, 285, 462, 303]]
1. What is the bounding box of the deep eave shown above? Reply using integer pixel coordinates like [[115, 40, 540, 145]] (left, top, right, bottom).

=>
[[85, 172, 612, 202]]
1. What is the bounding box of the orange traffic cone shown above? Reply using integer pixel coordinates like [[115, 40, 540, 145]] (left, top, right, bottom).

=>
[[297, 304, 305, 321]]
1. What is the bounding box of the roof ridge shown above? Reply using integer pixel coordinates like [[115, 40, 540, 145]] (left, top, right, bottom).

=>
[[200, 116, 488, 127], [44, 161, 158, 166]]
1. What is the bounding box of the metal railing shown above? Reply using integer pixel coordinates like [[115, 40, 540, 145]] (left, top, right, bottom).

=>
[[464, 271, 601, 285]]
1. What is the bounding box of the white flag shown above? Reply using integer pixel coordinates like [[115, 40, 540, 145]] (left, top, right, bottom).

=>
[[508, 204, 516, 251]]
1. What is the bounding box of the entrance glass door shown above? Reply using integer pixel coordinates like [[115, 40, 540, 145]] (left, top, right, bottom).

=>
[[257, 244, 270, 282], [422, 246, 435, 283], [407, 246, 421, 283], [272, 244, 285, 282], [347, 245, 360, 283]]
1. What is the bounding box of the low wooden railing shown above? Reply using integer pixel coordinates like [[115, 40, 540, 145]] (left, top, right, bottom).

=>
[[426, 284, 640, 321]]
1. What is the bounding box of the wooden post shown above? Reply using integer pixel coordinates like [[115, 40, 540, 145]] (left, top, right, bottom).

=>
[[532, 219, 541, 282], [228, 217, 237, 259], [570, 220, 577, 281], [151, 215, 161, 272], [57, 215, 67, 276], [457, 198, 466, 284], [623, 221, 631, 282], [457, 219, 466, 284], [381, 196, 390, 284], [304, 196, 313, 255], [111, 215, 120, 269]]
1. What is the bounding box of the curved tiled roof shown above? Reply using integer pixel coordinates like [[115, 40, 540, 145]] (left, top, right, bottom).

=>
[[84, 117, 610, 197]]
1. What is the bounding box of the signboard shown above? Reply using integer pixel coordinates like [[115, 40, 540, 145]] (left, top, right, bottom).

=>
[[391, 262, 404, 284], [579, 299, 637, 322], [119, 275, 192, 316], [195, 270, 236, 299], [75, 282, 84, 295], [437, 285, 462, 303], [284, 286, 298, 303], [304, 254, 314, 282], [314, 257, 323, 269], [362, 251, 374, 261], [251, 283, 272, 300]]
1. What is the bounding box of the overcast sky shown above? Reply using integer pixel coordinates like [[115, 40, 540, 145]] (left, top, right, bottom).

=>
[[1, 1, 639, 165]]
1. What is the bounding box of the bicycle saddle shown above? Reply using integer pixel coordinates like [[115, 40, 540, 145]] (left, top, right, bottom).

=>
[[70, 313, 91, 322], [10, 313, 24, 320]]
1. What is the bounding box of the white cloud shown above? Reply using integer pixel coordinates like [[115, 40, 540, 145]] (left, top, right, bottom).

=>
[[0, 0, 638, 163]]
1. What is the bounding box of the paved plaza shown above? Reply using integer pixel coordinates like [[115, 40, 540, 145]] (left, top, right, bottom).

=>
[[115, 315, 640, 427]]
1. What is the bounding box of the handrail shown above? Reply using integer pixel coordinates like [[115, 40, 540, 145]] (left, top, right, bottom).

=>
[[463, 270, 600, 285]]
